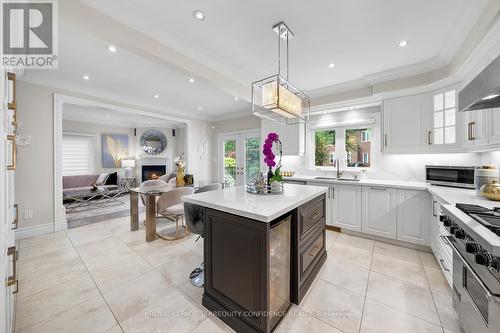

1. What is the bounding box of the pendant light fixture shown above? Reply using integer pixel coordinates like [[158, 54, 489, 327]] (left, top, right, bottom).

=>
[[252, 22, 310, 125]]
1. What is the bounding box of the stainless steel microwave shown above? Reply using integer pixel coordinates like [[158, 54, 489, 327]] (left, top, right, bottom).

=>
[[425, 165, 475, 189]]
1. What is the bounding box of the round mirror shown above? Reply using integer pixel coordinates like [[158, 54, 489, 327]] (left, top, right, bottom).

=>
[[140, 129, 167, 155]]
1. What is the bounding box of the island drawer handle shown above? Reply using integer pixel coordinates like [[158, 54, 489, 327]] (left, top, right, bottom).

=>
[[308, 245, 320, 257], [440, 235, 451, 247], [310, 211, 321, 220]]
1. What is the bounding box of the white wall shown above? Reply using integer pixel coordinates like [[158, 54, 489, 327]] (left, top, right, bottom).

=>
[[135, 127, 179, 175], [62, 119, 135, 176], [15, 81, 54, 229], [187, 120, 214, 185]]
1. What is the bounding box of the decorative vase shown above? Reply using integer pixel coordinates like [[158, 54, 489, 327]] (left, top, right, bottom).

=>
[[267, 166, 274, 193], [176, 166, 185, 186], [271, 181, 282, 194]]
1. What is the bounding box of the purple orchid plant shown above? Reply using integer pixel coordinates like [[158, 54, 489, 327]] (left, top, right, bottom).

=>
[[263, 132, 283, 183]]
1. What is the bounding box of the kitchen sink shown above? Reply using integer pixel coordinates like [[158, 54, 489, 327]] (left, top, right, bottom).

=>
[[313, 177, 360, 182], [337, 178, 361, 182]]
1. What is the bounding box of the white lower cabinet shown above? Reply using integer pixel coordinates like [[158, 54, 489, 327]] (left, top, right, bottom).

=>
[[396, 189, 430, 245], [332, 185, 362, 231], [361, 186, 397, 239]]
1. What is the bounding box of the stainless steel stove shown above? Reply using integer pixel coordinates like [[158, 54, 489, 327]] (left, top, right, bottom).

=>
[[442, 203, 500, 333]]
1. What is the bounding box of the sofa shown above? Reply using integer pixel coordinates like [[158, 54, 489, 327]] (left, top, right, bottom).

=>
[[63, 173, 119, 195]]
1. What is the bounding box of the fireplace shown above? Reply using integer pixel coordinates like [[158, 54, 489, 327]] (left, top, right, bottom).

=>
[[142, 165, 166, 181]]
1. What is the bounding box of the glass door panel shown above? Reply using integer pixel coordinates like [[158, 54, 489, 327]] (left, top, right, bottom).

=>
[[244, 137, 261, 184], [223, 138, 237, 188]]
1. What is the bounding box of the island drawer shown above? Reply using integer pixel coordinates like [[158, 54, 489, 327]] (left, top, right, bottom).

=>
[[298, 196, 325, 241], [299, 229, 325, 278]]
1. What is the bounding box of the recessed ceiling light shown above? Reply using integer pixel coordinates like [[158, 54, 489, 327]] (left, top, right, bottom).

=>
[[148, 120, 152, 124], [189, 78, 195, 83], [398, 40, 408, 47], [82, 75, 90, 80], [106, 115, 110, 119], [153, 94, 159, 99], [328, 63, 335, 69], [192, 10, 206, 21], [107, 45, 117, 53], [482, 93, 500, 100], [234, 97, 239, 101], [197, 106, 203, 111]]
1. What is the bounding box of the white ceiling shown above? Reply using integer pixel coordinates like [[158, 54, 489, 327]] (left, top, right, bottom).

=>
[[62, 104, 185, 128], [22, 0, 491, 120]]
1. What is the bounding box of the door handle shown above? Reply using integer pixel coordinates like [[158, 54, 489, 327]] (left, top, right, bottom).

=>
[[428, 130, 432, 145], [370, 187, 387, 191], [384, 134, 387, 147], [6, 246, 18, 294], [467, 122, 471, 141], [432, 200, 437, 217], [7, 134, 17, 170], [470, 121, 476, 140], [12, 204, 18, 230]]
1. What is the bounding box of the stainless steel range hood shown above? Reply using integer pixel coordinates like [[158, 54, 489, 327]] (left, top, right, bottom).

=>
[[459, 54, 500, 112]]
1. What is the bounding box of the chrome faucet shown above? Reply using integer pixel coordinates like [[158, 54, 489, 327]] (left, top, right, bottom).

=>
[[336, 158, 344, 179]]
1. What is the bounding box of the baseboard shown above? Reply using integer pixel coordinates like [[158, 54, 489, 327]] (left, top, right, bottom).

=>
[[340, 229, 432, 253], [15, 223, 54, 240]]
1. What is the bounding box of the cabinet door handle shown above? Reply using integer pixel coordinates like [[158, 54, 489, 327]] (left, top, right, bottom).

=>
[[308, 245, 320, 257], [439, 258, 450, 272], [6, 246, 18, 294], [12, 204, 18, 230], [370, 187, 387, 191], [6, 134, 17, 170], [467, 122, 471, 141], [432, 200, 437, 217], [384, 134, 387, 147], [428, 130, 432, 145], [331, 186, 335, 199], [470, 121, 476, 140]]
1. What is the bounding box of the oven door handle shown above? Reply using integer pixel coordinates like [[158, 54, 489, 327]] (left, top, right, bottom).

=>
[[446, 236, 493, 298]]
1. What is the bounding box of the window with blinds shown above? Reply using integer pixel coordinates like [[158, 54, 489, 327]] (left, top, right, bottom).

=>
[[62, 134, 95, 176]]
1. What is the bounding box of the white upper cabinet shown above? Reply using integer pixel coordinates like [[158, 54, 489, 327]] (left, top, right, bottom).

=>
[[332, 184, 362, 231], [428, 87, 460, 151], [361, 186, 397, 239], [396, 189, 430, 245], [383, 94, 428, 153], [261, 119, 305, 156], [461, 110, 488, 148], [488, 108, 500, 145]]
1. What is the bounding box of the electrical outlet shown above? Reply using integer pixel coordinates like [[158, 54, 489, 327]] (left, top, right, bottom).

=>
[[24, 210, 33, 219]]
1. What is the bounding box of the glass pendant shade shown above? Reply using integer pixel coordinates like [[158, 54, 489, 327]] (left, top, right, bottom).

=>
[[252, 75, 310, 125]]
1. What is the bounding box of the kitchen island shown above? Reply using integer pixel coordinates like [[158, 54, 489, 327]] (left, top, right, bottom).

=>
[[183, 184, 328, 333]]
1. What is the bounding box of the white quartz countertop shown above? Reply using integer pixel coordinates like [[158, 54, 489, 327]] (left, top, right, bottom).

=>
[[182, 184, 328, 223], [286, 175, 500, 208], [284, 175, 429, 190]]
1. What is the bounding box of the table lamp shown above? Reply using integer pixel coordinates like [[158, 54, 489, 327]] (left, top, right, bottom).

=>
[[122, 159, 136, 178]]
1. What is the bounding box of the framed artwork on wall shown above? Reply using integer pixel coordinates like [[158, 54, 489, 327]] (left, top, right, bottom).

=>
[[102, 134, 129, 167]]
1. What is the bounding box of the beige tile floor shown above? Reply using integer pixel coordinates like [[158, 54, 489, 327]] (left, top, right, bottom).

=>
[[15, 216, 462, 333]]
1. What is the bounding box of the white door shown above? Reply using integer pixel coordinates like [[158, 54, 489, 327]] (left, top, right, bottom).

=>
[[220, 131, 260, 187], [332, 185, 362, 231], [362, 186, 397, 239], [396, 189, 430, 245], [1, 69, 17, 333]]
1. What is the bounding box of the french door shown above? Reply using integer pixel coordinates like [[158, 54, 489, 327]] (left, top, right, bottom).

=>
[[219, 131, 260, 187]]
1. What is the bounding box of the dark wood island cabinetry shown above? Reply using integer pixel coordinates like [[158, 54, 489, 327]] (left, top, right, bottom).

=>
[[184, 186, 327, 333]]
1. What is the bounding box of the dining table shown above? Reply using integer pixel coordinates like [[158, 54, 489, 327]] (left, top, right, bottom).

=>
[[129, 184, 193, 242]]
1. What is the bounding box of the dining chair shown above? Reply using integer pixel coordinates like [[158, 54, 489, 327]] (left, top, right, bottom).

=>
[[139, 179, 167, 222], [156, 187, 195, 240], [185, 183, 222, 287]]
